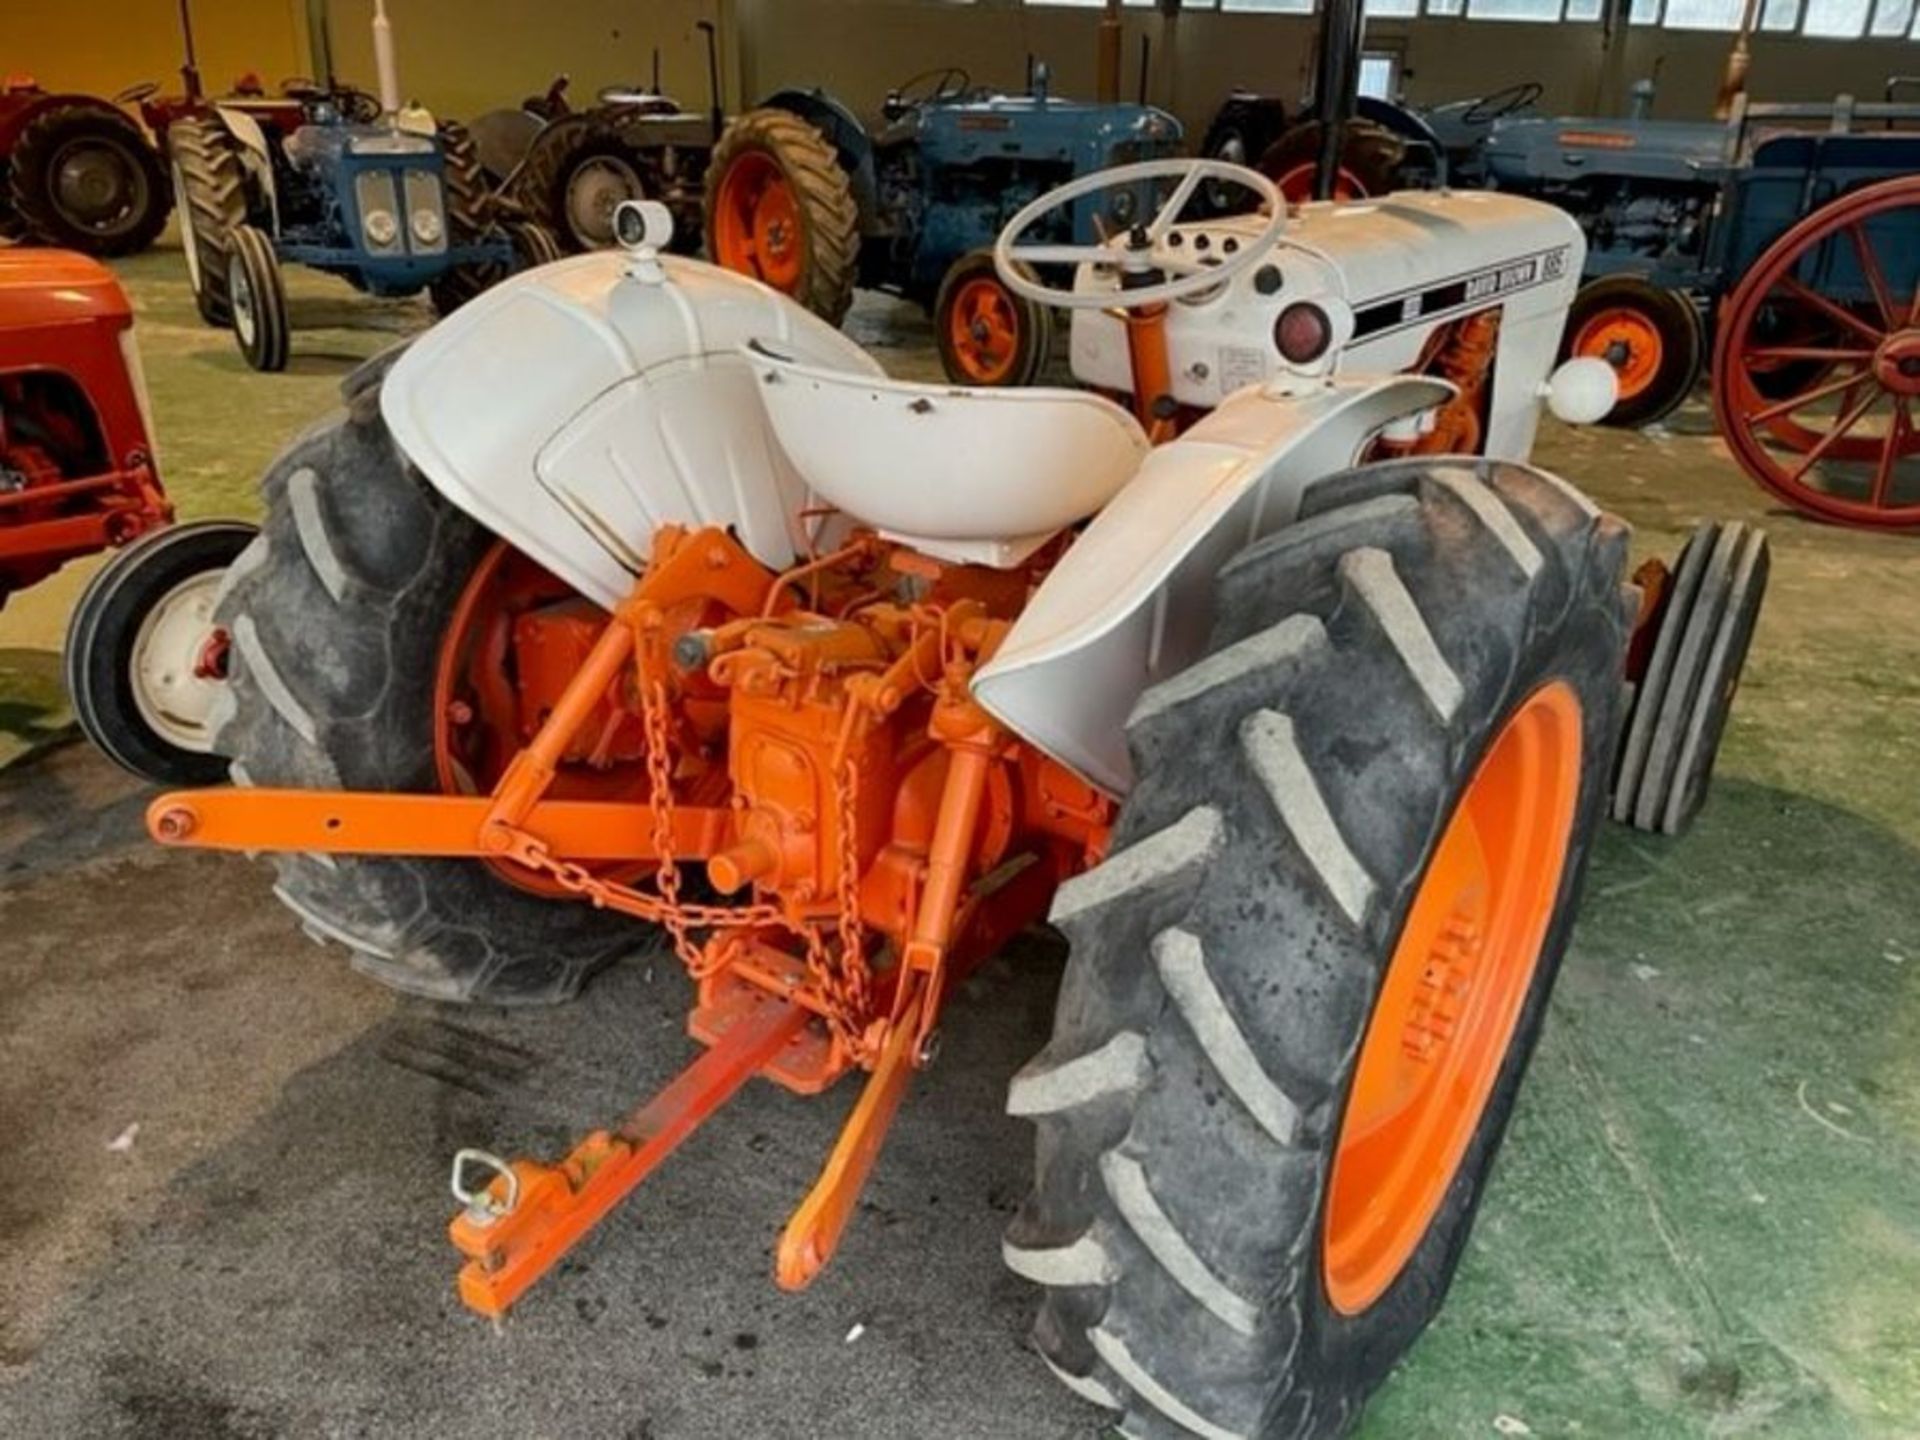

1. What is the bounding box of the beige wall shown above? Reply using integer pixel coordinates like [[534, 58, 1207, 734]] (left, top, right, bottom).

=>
[[3, 0, 1914, 136], [1, 0, 308, 102]]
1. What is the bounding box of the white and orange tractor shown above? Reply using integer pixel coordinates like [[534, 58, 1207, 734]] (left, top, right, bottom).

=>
[[145, 156, 1759, 1436]]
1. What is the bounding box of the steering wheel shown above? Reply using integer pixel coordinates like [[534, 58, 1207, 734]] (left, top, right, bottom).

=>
[[1463, 81, 1542, 127], [993, 158, 1285, 310], [336, 87, 384, 124], [892, 67, 972, 109], [113, 81, 159, 105]]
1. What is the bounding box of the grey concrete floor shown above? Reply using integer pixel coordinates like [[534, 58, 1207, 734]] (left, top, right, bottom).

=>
[[2, 245, 1919, 1439]]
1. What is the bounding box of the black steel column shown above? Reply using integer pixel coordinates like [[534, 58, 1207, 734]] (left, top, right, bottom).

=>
[[1314, 0, 1365, 201]]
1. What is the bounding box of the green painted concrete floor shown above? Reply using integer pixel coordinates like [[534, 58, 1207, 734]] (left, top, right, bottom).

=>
[[1, 238, 1917, 1437]]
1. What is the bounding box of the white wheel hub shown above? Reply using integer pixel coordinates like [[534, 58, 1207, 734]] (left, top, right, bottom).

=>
[[129, 571, 226, 753]]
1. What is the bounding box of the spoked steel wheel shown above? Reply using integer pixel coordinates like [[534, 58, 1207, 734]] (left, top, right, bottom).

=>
[[1714, 176, 1920, 529]]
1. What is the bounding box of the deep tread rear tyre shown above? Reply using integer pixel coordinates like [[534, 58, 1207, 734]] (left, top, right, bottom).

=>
[[227, 223, 288, 371], [1257, 119, 1405, 201], [168, 116, 248, 325], [1562, 276, 1704, 429], [703, 107, 859, 325], [515, 119, 656, 252], [1198, 95, 1290, 217], [210, 375, 640, 1004], [65, 520, 258, 786], [1008, 459, 1632, 1439], [8, 102, 170, 256], [428, 120, 507, 316]]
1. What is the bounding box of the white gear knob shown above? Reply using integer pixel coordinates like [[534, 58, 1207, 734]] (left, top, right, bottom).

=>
[[1544, 356, 1618, 426]]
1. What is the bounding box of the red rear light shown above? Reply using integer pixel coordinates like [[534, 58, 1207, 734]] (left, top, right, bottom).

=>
[[1275, 302, 1332, 364]]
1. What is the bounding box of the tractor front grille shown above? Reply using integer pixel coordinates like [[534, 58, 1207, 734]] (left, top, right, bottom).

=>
[[353, 171, 404, 256], [403, 169, 448, 255]]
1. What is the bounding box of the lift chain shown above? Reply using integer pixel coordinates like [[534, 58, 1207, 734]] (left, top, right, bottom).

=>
[[515, 636, 878, 1063]]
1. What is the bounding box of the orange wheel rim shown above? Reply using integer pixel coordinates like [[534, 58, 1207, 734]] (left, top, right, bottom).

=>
[[1573, 308, 1664, 401], [948, 276, 1021, 383], [1322, 681, 1584, 1315], [1276, 162, 1368, 205], [713, 149, 805, 293], [432, 541, 653, 898]]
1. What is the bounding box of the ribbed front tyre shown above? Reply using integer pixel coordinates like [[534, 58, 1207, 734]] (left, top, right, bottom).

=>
[[1007, 459, 1632, 1438]]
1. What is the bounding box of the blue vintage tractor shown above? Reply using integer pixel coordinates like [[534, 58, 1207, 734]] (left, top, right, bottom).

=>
[[1238, 77, 1920, 445], [166, 1, 558, 371], [703, 64, 1183, 385]]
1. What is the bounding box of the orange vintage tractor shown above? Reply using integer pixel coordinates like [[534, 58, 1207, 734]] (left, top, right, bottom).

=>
[[141, 137, 1758, 1433], [0, 246, 253, 782]]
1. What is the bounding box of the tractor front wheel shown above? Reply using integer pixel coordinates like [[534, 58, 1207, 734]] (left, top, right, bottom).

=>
[[704, 108, 859, 325], [209, 360, 641, 1003], [65, 519, 259, 786], [1008, 460, 1630, 1437], [1563, 276, 1703, 428], [7, 101, 170, 256], [227, 224, 289, 372], [934, 249, 1052, 387]]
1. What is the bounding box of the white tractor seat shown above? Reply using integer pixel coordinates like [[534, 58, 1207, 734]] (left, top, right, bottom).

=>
[[745, 341, 1151, 568]]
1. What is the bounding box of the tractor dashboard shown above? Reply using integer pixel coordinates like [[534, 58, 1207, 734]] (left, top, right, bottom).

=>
[[1068, 189, 1586, 462]]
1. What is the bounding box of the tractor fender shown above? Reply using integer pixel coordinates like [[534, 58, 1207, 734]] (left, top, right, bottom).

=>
[[973, 373, 1454, 796], [379, 250, 883, 610], [0, 91, 134, 150], [213, 104, 277, 222], [754, 87, 877, 224]]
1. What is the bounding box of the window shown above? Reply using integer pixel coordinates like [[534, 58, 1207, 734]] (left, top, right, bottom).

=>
[[1661, 0, 1745, 28], [1872, 0, 1916, 32], [1801, 0, 1871, 32], [1466, 0, 1565, 20], [1358, 54, 1401, 97], [1366, 0, 1422, 14], [1219, 0, 1315, 10]]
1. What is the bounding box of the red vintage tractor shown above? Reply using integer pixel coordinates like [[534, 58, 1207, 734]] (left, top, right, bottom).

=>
[[0, 246, 253, 782], [0, 77, 172, 256]]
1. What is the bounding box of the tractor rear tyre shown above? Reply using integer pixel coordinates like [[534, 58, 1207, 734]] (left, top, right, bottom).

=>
[[427, 120, 500, 316], [1258, 119, 1406, 205], [518, 119, 652, 252], [1199, 94, 1291, 216], [1007, 459, 1631, 1439], [7, 102, 170, 257], [227, 224, 289, 372], [168, 116, 248, 326], [704, 108, 859, 326], [935, 249, 1052, 388], [210, 364, 640, 1003], [1562, 276, 1703, 429], [65, 519, 258, 787]]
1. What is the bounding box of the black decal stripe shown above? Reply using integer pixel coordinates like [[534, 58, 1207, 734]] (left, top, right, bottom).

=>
[[1352, 245, 1570, 343]]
